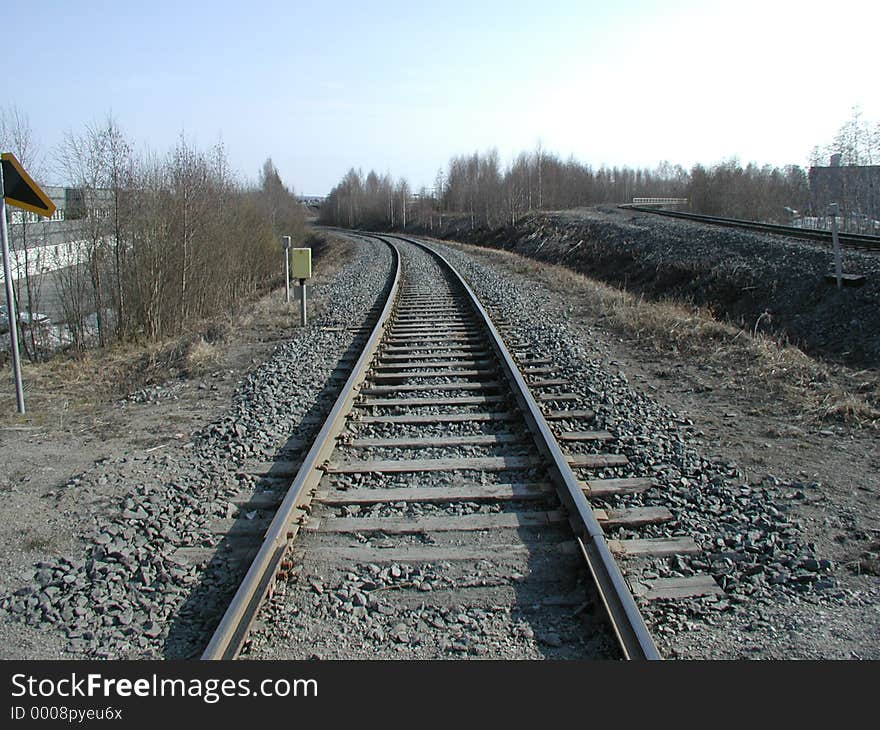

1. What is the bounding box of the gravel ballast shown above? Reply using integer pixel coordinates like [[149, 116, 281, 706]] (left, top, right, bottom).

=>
[[0, 234, 394, 659], [245, 240, 618, 660]]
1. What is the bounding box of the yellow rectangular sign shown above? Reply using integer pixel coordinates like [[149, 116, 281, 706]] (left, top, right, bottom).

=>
[[291, 247, 312, 279]]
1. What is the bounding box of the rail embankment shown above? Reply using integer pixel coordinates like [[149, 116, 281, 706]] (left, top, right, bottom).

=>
[[398, 207, 880, 369]]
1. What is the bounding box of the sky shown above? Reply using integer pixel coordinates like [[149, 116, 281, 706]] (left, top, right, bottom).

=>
[[4, 0, 878, 195]]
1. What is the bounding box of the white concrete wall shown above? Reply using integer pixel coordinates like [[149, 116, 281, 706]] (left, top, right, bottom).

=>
[[0, 240, 88, 282]]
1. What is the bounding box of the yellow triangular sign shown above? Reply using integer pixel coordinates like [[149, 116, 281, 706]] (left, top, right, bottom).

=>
[[1, 152, 56, 217]]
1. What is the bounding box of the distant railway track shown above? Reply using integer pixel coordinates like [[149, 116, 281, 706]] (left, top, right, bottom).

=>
[[621, 204, 880, 251], [202, 234, 724, 661]]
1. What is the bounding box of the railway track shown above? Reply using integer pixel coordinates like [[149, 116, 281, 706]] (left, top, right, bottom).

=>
[[621, 204, 880, 251], [201, 235, 720, 661]]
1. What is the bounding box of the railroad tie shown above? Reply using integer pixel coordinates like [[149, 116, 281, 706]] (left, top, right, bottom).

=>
[[324, 455, 536, 474]]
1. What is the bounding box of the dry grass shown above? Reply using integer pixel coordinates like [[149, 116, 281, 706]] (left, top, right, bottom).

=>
[[453, 241, 880, 429], [0, 230, 358, 428], [0, 306, 239, 427], [184, 338, 222, 376]]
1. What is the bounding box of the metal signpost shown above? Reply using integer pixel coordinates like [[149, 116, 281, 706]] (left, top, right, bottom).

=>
[[0, 153, 56, 414], [0, 193, 24, 413], [291, 247, 312, 326], [828, 202, 842, 289], [282, 235, 291, 304]]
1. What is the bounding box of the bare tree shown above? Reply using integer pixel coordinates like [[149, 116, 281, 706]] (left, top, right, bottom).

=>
[[396, 179, 410, 229], [318, 142, 808, 231], [57, 122, 114, 347], [102, 117, 133, 338]]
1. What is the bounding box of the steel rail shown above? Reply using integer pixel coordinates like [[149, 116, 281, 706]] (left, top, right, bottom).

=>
[[392, 234, 661, 660], [620, 204, 880, 250], [202, 236, 402, 660]]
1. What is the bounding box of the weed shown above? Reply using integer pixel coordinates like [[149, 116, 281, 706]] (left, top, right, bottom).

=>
[[21, 530, 53, 552], [185, 338, 222, 376]]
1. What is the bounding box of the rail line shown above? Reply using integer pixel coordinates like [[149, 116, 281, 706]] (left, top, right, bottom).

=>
[[201, 234, 695, 660], [621, 204, 880, 251]]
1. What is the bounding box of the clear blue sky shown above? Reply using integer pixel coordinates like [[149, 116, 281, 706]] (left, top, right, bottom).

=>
[[5, 0, 878, 194]]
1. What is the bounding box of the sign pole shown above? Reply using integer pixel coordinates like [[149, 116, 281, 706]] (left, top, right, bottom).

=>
[[0, 151, 57, 416], [282, 235, 291, 304], [290, 247, 311, 327], [0, 187, 26, 414]]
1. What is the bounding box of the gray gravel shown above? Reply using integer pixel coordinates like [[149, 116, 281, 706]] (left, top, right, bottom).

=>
[[3, 228, 868, 661], [244, 239, 617, 660], [0, 234, 394, 658]]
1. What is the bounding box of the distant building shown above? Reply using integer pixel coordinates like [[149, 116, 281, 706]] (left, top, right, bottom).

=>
[[8, 185, 113, 224], [7, 185, 67, 223], [809, 159, 880, 221]]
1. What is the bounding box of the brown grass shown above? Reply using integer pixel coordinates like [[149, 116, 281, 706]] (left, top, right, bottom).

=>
[[452, 241, 880, 429], [184, 338, 222, 376]]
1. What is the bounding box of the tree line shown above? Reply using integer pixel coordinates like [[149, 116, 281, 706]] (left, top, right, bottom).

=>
[[320, 152, 692, 231], [319, 150, 810, 231], [319, 110, 878, 232], [1, 108, 304, 360]]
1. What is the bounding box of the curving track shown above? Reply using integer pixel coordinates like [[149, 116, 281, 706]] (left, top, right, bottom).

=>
[[203, 235, 675, 660]]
